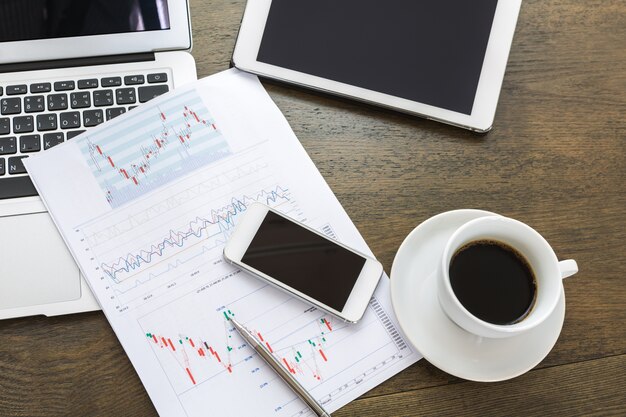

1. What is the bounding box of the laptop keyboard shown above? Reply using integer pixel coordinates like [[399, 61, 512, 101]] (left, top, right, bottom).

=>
[[0, 71, 171, 200]]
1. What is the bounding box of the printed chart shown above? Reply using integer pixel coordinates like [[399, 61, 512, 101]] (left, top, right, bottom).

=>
[[73, 144, 414, 415], [77, 148, 302, 311], [138, 269, 411, 416], [76, 90, 231, 208], [27, 72, 420, 417]]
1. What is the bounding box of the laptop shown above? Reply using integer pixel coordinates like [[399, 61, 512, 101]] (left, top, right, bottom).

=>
[[0, 0, 198, 320]]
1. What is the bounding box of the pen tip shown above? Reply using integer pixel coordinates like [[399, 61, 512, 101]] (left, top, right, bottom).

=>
[[230, 317, 243, 329]]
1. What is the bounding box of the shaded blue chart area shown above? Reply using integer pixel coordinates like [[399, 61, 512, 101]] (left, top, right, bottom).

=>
[[76, 89, 231, 208]]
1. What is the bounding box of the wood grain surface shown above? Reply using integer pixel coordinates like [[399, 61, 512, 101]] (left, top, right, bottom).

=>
[[1, 0, 625, 416]]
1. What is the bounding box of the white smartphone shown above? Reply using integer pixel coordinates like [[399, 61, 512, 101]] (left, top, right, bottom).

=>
[[223, 203, 383, 323]]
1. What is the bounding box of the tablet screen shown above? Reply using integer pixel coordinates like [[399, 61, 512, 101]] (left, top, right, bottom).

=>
[[257, 0, 498, 115]]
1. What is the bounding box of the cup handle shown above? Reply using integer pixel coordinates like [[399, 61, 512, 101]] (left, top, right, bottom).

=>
[[559, 259, 578, 279]]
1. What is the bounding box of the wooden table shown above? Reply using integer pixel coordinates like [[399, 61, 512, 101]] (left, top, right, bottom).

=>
[[1, 1, 624, 415]]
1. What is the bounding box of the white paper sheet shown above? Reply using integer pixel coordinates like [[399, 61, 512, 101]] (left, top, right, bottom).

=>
[[25, 69, 420, 416]]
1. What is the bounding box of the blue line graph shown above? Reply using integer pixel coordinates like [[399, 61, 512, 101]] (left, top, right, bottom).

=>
[[112, 245, 214, 295], [101, 186, 290, 283]]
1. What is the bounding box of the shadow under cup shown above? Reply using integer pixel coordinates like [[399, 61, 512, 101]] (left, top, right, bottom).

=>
[[438, 216, 564, 339]]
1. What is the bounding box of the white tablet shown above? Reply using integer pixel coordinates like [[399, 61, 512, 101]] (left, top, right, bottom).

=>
[[233, 0, 521, 132]]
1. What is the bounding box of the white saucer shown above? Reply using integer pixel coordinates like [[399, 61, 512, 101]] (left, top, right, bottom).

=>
[[390, 210, 565, 382]]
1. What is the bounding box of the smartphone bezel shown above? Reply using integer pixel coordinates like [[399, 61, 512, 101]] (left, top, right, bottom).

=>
[[223, 203, 383, 323]]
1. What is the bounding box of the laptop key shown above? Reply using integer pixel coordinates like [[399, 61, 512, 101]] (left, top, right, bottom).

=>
[[147, 73, 168, 83], [116, 88, 136, 105], [138, 85, 169, 103], [8, 155, 28, 174], [78, 79, 98, 89], [48, 93, 68, 111], [1, 98, 21, 115], [7, 85, 28, 95], [0, 157, 4, 176], [106, 107, 126, 120], [13, 116, 34, 133], [60, 112, 81, 129], [67, 130, 86, 140], [83, 109, 104, 127], [37, 114, 57, 131], [43, 132, 64, 150], [0, 118, 9, 135], [54, 81, 75, 91], [0, 137, 17, 154], [94, 90, 114, 106], [124, 75, 145, 85], [101, 77, 122, 87], [30, 83, 51, 93], [20, 134, 41, 153], [24, 95, 45, 113], [0, 87, 3, 96], [70, 92, 91, 109], [0, 175, 38, 198]]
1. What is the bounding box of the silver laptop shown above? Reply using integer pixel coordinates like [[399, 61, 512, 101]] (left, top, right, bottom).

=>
[[0, 0, 197, 320]]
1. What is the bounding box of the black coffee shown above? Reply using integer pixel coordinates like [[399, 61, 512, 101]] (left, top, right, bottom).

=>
[[449, 240, 536, 325]]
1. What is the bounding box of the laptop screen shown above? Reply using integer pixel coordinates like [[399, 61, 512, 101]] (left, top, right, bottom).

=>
[[0, 0, 170, 43]]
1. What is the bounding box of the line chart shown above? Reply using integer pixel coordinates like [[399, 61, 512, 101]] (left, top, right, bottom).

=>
[[76, 89, 231, 208], [101, 186, 290, 283]]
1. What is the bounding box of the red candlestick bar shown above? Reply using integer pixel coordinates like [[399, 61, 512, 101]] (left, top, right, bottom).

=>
[[282, 358, 296, 374], [186, 368, 196, 384], [324, 319, 332, 331]]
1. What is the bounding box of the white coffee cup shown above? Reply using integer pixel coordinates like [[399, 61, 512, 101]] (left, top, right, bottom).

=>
[[437, 215, 578, 339]]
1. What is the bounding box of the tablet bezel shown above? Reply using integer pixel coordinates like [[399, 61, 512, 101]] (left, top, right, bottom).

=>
[[232, 0, 521, 132], [0, 0, 192, 65]]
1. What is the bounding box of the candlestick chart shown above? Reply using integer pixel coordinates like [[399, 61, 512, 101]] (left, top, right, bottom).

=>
[[76, 89, 231, 208], [137, 272, 413, 415], [144, 311, 336, 387]]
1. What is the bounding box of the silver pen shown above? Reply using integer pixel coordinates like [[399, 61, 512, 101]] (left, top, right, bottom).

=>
[[230, 318, 331, 417]]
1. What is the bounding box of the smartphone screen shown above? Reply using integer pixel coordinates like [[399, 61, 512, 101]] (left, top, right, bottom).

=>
[[241, 211, 366, 311]]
